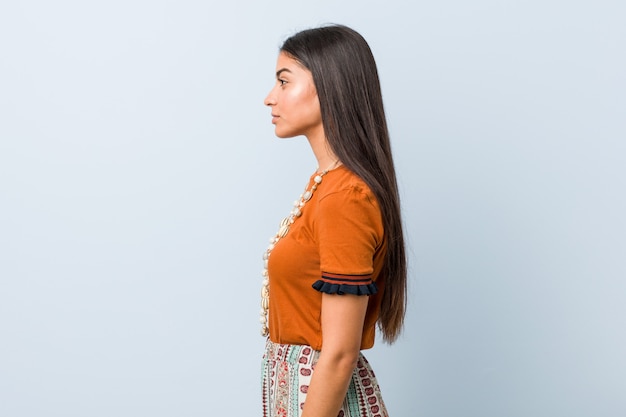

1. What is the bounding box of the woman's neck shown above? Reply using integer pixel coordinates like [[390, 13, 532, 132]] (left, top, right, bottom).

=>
[[306, 132, 341, 172]]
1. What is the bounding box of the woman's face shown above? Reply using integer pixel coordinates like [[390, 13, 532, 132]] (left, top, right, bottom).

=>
[[264, 52, 323, 139]]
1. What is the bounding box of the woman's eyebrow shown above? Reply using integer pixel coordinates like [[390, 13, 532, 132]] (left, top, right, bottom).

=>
[[276, 68, 292, 77]]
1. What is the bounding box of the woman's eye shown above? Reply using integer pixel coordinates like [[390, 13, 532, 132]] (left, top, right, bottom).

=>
[[278, 79, 287, 86]]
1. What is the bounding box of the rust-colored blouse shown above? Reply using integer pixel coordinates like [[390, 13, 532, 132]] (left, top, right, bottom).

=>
[[267, 166, 386, 350]]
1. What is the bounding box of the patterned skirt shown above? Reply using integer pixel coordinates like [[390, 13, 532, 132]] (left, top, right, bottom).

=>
[[261, 340, 388, 417]]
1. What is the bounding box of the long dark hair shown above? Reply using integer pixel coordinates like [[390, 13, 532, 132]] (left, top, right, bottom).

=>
[[281, 24, 407, 343]]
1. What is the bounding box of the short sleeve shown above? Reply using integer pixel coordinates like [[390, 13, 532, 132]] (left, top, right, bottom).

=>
[[312, 185, 384, 295]]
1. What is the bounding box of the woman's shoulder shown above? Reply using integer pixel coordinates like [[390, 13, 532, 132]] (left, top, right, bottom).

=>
[[314, 165, 384, 237], [318, 166, 376, 204]]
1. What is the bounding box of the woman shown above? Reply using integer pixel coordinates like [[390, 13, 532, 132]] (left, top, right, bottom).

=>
[[260, 24, 406, 417]]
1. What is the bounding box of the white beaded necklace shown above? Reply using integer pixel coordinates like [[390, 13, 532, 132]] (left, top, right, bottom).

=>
[[260, 162, 338, 336]]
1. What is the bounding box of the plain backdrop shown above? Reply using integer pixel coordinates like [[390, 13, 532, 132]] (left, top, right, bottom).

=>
[[1, 1, 624, 416]]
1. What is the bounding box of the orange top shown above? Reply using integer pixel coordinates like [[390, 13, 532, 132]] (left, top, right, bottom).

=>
[[267, 166, 387, 350]]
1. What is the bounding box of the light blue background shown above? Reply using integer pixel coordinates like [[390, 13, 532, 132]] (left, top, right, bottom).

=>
[[1, 1, 624, 416]]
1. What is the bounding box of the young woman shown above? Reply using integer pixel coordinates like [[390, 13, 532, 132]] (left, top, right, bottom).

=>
[[260, 24, 407, 417]]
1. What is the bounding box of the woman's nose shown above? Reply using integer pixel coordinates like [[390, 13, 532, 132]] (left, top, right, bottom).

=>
[[264, 87, 276, 106]]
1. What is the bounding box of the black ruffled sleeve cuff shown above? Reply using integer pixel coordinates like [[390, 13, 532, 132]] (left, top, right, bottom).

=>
[[312, 280, 378, 296]]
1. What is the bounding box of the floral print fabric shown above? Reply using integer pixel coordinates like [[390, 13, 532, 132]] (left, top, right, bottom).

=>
[[262, 340, 388, 417]]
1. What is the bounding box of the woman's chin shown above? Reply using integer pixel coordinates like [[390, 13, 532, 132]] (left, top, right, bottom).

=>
[[274, 129, 297, 139]]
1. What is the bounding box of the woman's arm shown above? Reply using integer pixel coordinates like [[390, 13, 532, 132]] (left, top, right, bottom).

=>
[[301, 293, 369, 417]]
